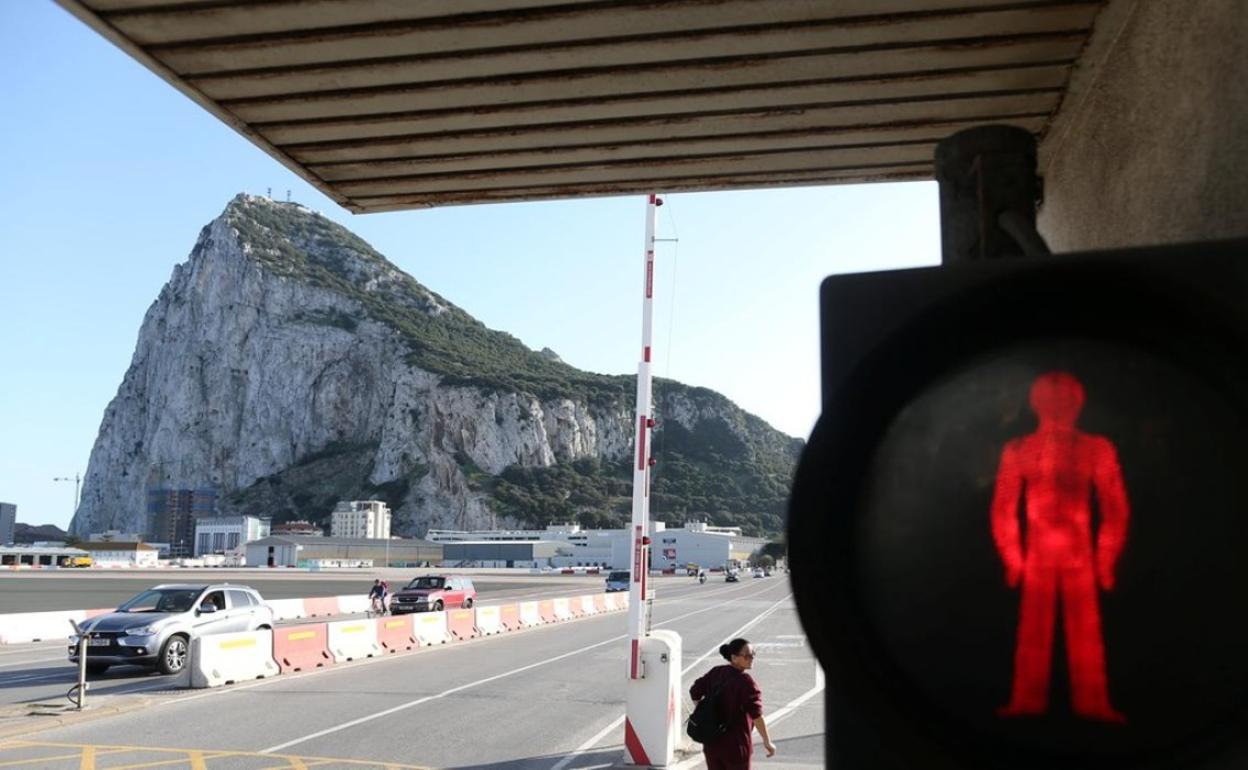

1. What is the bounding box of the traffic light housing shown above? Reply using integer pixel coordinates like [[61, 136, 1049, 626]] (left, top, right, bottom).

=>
[[789, 238, 1248, 769]]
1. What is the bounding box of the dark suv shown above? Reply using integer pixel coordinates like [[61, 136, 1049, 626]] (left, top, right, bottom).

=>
[[389, 576, 476, 614]]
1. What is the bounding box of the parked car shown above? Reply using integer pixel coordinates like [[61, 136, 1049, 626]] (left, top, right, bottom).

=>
[[389, 575, 476, 614], [725, 571, 740, 583], [68, 584, 272, 676], [605, 571, 630, 592]]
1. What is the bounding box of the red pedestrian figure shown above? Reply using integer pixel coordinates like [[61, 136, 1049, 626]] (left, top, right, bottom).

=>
[[991, 371, 1129, 723]]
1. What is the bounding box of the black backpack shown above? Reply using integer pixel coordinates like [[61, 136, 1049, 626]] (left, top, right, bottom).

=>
[[686, 683, 728, 743]]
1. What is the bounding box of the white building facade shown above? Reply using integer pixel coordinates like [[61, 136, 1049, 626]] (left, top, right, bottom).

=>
[[426, 521, 767, 570], [330, 501, 391, 540], [78, 542, 160, 567], [194, 515, 270, 556]]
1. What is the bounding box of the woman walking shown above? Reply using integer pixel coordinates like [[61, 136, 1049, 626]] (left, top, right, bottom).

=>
[[690, 638, 777, 770]]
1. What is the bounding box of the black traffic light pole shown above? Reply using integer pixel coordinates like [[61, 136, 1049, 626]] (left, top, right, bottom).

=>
[[933, 125, 1050, 263]]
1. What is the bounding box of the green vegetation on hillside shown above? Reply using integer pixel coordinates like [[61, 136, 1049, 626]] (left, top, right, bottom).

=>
[[226, 198, 632, 406], [219, 196, 802, 537]]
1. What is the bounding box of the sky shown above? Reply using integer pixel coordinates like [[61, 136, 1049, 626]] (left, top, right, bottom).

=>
[[0, 1, 940, 531]]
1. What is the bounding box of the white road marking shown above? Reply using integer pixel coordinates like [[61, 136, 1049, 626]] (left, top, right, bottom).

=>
[[157, 581, 768, 748], [259, 581, 784, 754]]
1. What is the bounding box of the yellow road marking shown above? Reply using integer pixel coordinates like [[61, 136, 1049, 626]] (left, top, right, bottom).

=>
[[0, 752, 85, 767], [79, 744, 94, 770]]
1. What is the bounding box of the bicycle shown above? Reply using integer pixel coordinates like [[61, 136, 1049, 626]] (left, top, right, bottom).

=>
[[366, 594, 388, 618]]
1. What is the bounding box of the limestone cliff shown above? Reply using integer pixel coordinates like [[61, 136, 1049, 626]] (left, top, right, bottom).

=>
[[71, 195, 802, 538]]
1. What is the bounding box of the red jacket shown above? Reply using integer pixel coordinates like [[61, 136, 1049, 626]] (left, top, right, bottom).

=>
[[690, 664, 763, 760]]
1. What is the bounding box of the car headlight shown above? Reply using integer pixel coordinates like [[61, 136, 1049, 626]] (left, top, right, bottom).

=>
[[68, 634, 80, 645], [127, 625, 158, 636]]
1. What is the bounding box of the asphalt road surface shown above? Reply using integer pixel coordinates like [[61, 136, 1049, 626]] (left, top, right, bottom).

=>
[[0, 569, 600, 613], [0, 572, 612, 708], [0, 575, 822, 770]]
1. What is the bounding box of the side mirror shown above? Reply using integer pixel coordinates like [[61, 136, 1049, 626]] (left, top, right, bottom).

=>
[[199, 604, 217, 614]]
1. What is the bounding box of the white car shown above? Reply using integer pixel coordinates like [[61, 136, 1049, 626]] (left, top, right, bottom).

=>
[[753, 568, 766, 579]]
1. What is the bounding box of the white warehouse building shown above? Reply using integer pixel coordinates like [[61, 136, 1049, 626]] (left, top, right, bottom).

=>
[[426, 521, 766, 570], [194, 515, 270, 557], [331, 500, 391, 540]]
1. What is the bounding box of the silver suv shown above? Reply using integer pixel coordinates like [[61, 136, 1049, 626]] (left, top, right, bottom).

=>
[[68, 584, 274, 675]]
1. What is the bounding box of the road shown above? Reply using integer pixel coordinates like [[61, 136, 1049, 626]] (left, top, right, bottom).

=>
[[0, 573, 612, 709], [0, 576, 822, 769]]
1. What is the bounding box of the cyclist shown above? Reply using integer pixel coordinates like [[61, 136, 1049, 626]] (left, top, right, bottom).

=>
[[368, 579, 388, 616]]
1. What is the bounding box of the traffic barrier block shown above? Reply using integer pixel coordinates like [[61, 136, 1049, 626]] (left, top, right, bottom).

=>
[[327, 619, 381, 662], [593, 594, 609, 613], [412, 611, 451, 645], [605, 594, 624, 611], [575, 595, 597, 616], [266, 598, 306, 622], [376, 616, 417, 653], [191, 630, 278, 688], [475, 606, 503, 636], [499, 604, 522, 631], [553, 597, 574, 622], [337, 594, 371, 615], [519, 601, 541, 628], [273, 623, 332, 673], [303, 596, 340, 618], [538, 599, 558, 624], [447, 608, 479, 640], [0, 610, 85, 644]]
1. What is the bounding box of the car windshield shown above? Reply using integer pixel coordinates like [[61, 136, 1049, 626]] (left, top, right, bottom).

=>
[[608, 572, 629, 581], [117, 588, 200, 613], [406, 577, 445, 589]]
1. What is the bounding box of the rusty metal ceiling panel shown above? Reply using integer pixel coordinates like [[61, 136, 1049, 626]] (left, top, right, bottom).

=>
[[57, 0, 1108, 212]]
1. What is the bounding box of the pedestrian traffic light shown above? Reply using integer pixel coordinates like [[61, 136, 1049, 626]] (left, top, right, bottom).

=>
[[789, 238, 1248, 769]]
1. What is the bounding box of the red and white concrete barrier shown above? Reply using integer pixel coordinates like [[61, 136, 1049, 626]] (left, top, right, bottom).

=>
[[412, 611, 451, 645], [327, 619, 381, 662], [272, 623, 332, 673], [191, 630, 279, 688], [475, 606, 504, 636]]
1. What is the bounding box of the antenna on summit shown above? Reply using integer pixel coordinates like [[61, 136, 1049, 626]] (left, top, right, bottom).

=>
[[266, 187, 272, 199], [286, 190, 291, 202]]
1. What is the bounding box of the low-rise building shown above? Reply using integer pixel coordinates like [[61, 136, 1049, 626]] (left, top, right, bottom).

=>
[[330, 500, 391, 539], [245, 535, 441, 568], [0, 544, 89, 566], [193, 515, 270, 557], [76, 541, 160, 567], [425, 521, 768, 570]]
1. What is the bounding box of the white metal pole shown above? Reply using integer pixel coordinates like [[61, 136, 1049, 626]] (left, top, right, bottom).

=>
[[628, 193, 660, 679]]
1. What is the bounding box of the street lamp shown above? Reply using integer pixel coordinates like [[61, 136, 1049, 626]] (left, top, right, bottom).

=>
[[53, 474, 82, 522]]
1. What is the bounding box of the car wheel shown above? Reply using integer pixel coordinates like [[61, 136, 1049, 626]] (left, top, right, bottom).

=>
[[434, 600, 444, 611], [158, 635, 189, 675], [464, 597, 474, 609], [85, 662, 110, 675]]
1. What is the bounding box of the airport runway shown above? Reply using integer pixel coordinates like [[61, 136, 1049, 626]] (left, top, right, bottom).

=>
[[0, 569, 602, 613], [0, 576, 823, 769]]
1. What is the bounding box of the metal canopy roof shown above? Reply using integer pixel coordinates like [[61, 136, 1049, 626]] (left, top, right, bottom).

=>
[[57, 0, 1106, 213]]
